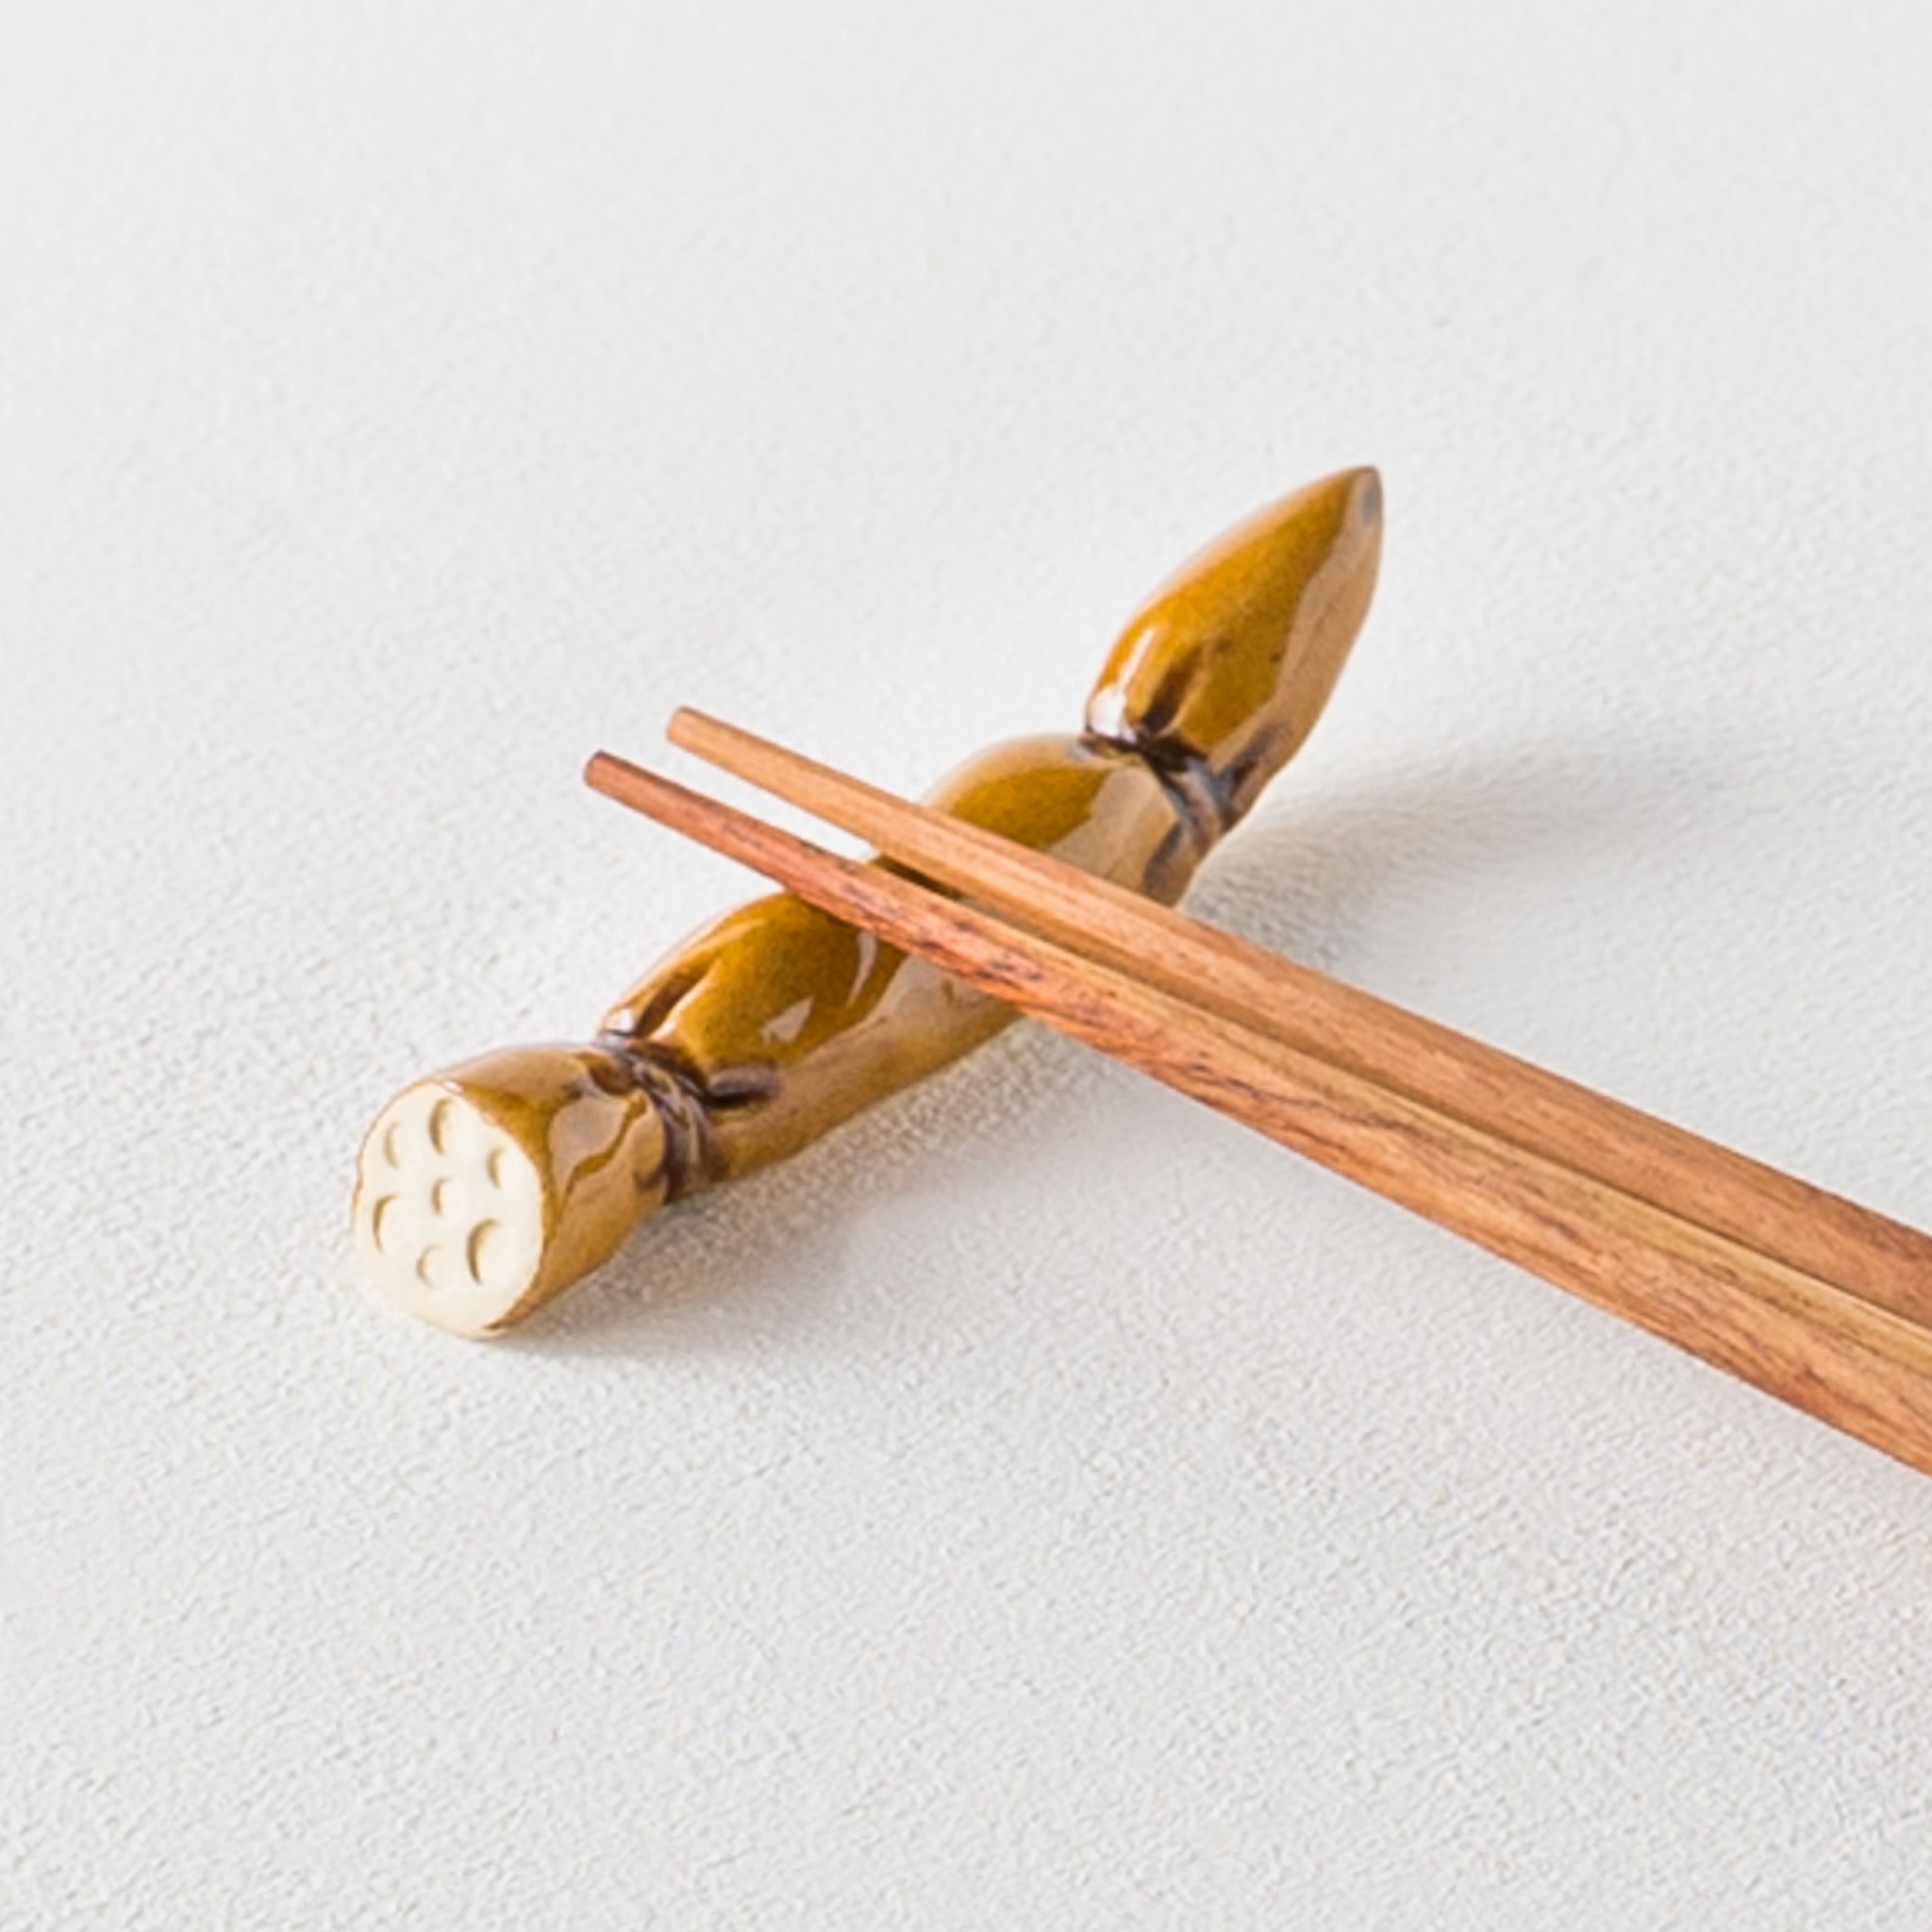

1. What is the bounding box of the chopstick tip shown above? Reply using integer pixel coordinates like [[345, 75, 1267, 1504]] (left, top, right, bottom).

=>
[[665, 706, 715, 754], [584, 749, 632, 795]]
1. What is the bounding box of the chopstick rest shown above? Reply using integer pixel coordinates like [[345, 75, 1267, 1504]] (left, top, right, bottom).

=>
[[350, 470, 1384, 1333]]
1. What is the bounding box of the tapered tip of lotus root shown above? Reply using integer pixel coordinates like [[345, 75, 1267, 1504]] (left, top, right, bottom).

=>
[[352, 1045, 673, 1335], [1084, 466, 1383, 827]]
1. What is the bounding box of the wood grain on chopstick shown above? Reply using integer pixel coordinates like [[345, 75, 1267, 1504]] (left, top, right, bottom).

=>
[[668, 706, 1932, 1336], [586, 747, 1932, 1477]]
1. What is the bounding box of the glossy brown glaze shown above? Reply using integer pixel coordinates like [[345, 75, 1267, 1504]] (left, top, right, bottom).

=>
[[352, 468, 1383, 1332], [597, 468, 1383, 1187]]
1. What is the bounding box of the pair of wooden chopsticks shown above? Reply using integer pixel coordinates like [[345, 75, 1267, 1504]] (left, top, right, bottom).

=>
[[585, 715, 1932, 1477]]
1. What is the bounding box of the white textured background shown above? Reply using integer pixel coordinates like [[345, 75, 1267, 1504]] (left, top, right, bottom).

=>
[[5, 2, 1931, 1925]]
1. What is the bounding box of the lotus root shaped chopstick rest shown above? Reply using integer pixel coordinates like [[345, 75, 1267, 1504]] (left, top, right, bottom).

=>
[[352, 470, 1385, 1333]]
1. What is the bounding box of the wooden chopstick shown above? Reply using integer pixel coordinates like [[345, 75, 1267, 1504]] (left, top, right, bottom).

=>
[[585, 746, 1932, 1476], [667, 706, 1932, 1337]]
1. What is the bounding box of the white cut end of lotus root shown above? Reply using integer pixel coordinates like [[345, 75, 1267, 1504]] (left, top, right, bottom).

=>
[[352, 1082, 546, 1335]]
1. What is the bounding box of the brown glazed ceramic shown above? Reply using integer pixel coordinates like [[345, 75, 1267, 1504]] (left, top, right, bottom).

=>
[[353, 469, 1383, 1333]]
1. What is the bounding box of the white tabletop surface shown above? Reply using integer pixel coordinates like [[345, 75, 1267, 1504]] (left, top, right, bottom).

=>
[[7, 3, 1932, 1925]]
